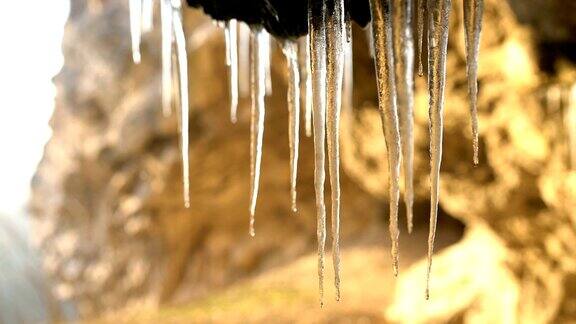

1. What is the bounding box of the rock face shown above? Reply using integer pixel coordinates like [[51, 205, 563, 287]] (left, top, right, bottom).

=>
[[30, 0, 576, 322]]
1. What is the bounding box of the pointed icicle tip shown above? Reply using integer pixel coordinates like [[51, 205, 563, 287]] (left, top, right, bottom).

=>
[[248, 28, 267, 236], [425, 0, 452, 299], [129, 0, 142, 64], [463, 0, 484, 166], [370, 0, 402, 277], [326, 0, 345, 303], [309, 0, 328, 307], [281, 40, 301, 214], [171, 0, 191, 209], [392, 0, 415, 234]]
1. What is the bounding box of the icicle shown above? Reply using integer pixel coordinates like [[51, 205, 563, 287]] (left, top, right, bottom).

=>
[[426, 0, 451, 300], [160, 0, 173, 116], [369, 0, 401, 276], [172, 0, 190, 208], [567, 83, 576, 169], [464, 0, 483, 165], [326, 0, 345, 302], [309, 0, 327, 307], [129, 0, 142, 64], [249, 28, 267, 236], [225, 20, 239, 123], [281, 41, 300, 213], [392, 0, 415, 233], [263, 32, 273, 95], [416, 0, 426, 76], [343, 27, 354, 118], [142, 0, 154, 33], [239, 23, 251, 97], [365, 25, 375, 59], [298, 36, 313, 137]]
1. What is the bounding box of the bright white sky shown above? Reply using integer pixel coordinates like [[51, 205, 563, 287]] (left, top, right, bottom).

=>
[[0, 1, 69, 216]]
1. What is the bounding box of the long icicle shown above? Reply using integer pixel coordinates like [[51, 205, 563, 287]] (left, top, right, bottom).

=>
[[416, 0, 427, 76], [392, 0, 415, 233], [172, 0, 190, 208], [370, 0, 401, 276], [463, 0, 483, 165], [298, 36, 313, 138], [282, 41, 301, 213], [426, 0, 451, 299], [249, 28, 267, 236], [225, 20, 239, 123], [160, 0, 173, 116], [309, 0, 327, 307], [326, 0, 345, 302], [129, 0, 142, 64]]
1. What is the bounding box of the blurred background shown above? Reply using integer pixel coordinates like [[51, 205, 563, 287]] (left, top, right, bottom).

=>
[[0, 0, 575, 323]]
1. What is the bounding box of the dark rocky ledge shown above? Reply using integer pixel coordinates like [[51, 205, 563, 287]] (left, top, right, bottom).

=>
[[185, 0, 371, 38]]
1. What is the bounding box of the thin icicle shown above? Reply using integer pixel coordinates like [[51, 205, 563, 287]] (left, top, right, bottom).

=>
[[392, 0, 415, 233], [343, 28, 354, 117], [464, 0, 483, 165], [281, 41, 300, 213], [365, 25, 375, 59], [129, 0, 142, 64], [172, 0, 190, 208], [326, 0, 345, 302], [263, 32, 273, 95], [309, 0, 327, 307], [239, 23, 251, 97], [160, 0, 173, 116], [369, 0, 401, 276], [426, 0, 451, 300], [142, 0, 154, 33], [298, 36, 313, 137], [567, 84, 576, 169], [225, 20, 239, 123], [249, 28, 267, 236], [416, 0, 426, 76]]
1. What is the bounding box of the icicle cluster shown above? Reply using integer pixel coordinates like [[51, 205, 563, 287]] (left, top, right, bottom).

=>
[[364, 0, 484, 299], [127, 0, 486, 303], [134, 0, 191, 207]]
